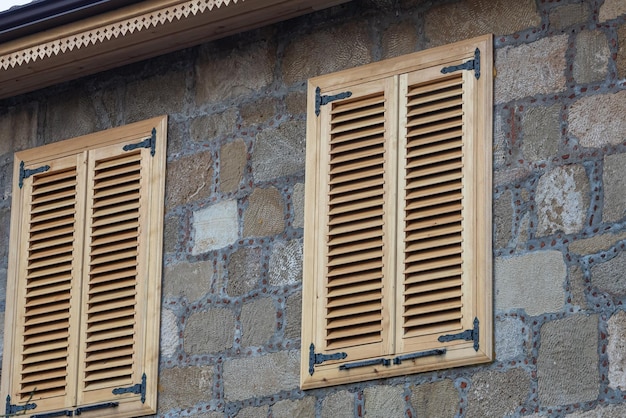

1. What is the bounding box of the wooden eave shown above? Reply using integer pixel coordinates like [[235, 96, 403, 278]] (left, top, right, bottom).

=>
[[0, 0, 350, 99]]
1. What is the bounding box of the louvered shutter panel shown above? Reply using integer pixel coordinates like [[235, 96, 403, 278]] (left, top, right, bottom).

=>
[[7, 154, 86, 413]]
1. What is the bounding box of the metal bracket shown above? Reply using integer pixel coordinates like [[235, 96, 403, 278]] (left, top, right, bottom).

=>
[[339, 357, 391, 370], [19, 161, 51, 189], [5, 395, 37, 415], [309, 343, 348, 375], [393, 348, 446, 365], [438, 317, 480, 351], [315, 86, 352, 116], [32, 410, 73, 418], [112, 373, 147, 403], [123, 128, 157, 156], [441, 48, 481, 79], [75, 402, 119, 415]]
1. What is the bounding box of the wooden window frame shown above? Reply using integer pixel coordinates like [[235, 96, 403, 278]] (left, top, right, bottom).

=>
[[301, 35, 493, 389], [1, 116, 167, 417]]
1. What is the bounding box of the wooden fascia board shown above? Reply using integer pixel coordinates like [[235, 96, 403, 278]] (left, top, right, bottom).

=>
[[0, 0, 350, 99]]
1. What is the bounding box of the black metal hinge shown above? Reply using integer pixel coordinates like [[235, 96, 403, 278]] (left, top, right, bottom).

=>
[[112, 373, 147, 403], [32, 410, 73, 418], [438, 317, 480, 351], [5, 395, 37, 416], [339, 357, 391, 370], [315, 86, 352, 116], [309, 343, 347, 375], [393, 348, 446, 365], [441, 48, 481, 79], [75, 402, 119, 415], [123, 128, 157, 156], [19, 161, 50, 189]]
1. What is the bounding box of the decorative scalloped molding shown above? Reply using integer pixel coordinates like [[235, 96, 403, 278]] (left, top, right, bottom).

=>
[[0, 0, 239, 70]]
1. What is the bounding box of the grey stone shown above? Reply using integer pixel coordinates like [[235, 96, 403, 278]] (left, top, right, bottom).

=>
[[190, 109, 238, 142], [522, 104, 560, 162], [494, 190, 512, 249], [537, 314, 599, 405], [0, 105, 37, 157], [269, 239, 303, 286], [0, 207, 9, 263], [550, 3, 589, 31], [410, 380, 458, 418], [574, 30, 609, 84], [160, 308, 179, 358], [44, 91, 99, 143], [125, 70, 186, 122], [163, 260, 212, 301], [603, 153, 626, 222], [252, 120, 305, 182], [285, 91, 306, 116], [363, 385, 405, 417], [599, 0, 626, 22], [493, 111, 507, 169], [284, 291, 302, 340], [292, 183, 305, 229], [163, 215, 179, 253], [569, 91, 626, 148], [158, 366, 213, 413], [591, 251, 626, 296], [240, 97, 278, 126], [223, 350, 300, 401], [608, 310, 626, 390], [243, 187, 285, 237], [184, 308, 235, 354], [536, 165, 589, 236], [566, 403, 626, 417], [569, 265, 587, 309], [321, 390, 354, 418], [495, 35, 568, 103], [220, 139, 247, 194], [235, 405, 269, 418], [240, 297, 275, 347], [618, 25, 626, 79], [192, 200, 239, 254], [495, 251, 565, 315], [165, 150, 214, 211], [496, 315, 526, 360], [569, 231, 626, 255], [271, 398, 315, 418], [227, 247, 261, 297], [381, 21, 419, 60], [466, 368, 529, 418]]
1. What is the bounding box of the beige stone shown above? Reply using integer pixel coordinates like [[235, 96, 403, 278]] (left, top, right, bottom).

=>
[[192, 200, 239, 254], [569, 231, 626, 255], [251, 120, 305, 182], [227, 247, 261, 297], [603, 153, 626, 222], [240, 297, 275, 347], [44, 91, 99, 143], [381, 21, 419, 60], [565, 403, 626, 417], [591, 251, 626, 296], [537, 314, 599, 405], [190, 109, 238, 142], [599, 0, 626, 22], [272, 398, 315, 418], [574, 30, 609, 84], [158, 366, 213, 413], [617, 25, 626, 79], [160, 309, 179, 358], [410, 380, 458, 418], [363, 385, 405, 417], [236, 405, 269, 418], [569, 91, 626, 148], [184, 308, 235, 354], [495, 35, 568, 103], [163, 260, 212, 301], [163, 215, 179, 253], [608, 310, 626, 390], [220, 139, 247, 193], [243, 187, 285, 237], [522, 104, 560, 161], [165, 150, 214, 211], [494, 190, 512, 249], [284, 291, 302, 340], [292, 183, 305, 229], [466, 368, 529, 418], [493, 111, 507, 169], [321, 390, 354, 418], [125, 70, 186, 122], [285, 91, 307, 116], [424, 0, 540, 47], [240, 97, 278, 126], [550, 3, 589, 31], [269, 239, 303, 286], [569, 265, 587, 309]]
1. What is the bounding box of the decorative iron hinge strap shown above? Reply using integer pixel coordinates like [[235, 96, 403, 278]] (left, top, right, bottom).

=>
[[438, 317, 480, 351], [112, 373, 147, 403], [123, 127, 157, 156], [339, 357, 391, 370], [75, 402, 119, 415], [309, 343, 347, 375], [5, 395, 37, 415], [393, 348, 446, 365], [441, 48, 481, 79], [32, 410, 73, 418], [19, 161, 51, 189], [315, 86, 352, 116]]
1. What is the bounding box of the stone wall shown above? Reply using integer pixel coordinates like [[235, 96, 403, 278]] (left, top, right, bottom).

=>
[[1, 0, 626, 416]]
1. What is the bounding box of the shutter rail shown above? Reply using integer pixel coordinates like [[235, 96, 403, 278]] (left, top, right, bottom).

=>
[[339, 358, 391, 370], [393, 348, 446, 365], [32, 410, 73, 417], [75, 402, 119, 415]]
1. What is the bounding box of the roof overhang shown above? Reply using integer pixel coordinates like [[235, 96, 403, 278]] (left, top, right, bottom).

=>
[[0, 0, 350, 99]]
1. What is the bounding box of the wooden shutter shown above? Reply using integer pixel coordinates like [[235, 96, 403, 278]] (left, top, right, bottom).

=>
[[302, 36, 492, 389]]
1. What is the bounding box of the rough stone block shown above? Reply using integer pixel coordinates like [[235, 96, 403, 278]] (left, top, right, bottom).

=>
[[591, 251, 626, 296], [282, 22, 371, 85], [158, 366, 213, 413], [44, 91, 99, 143], [494, 190, 512, 249], [321, 390, 354, 418], [569, 91, 626, 148], [608, 310, 626, 390], [536, 165, 589, 236], [569, 231, 626, 255], [243, 187, 285, 237], [0, 207, 9, 263], [466, 368, 530, 418], [284, 291, 302, 340], [195, 40, 274, 105], [223, 350, 300, 401], [236, 405, 269, 418], [496, 315, 526, 360], [424, 0, 540, 47], [285, 91, 307, 116], [183, 308, 235, 354], [381, 21, 419, 60], [241, 297, 275, 347], [364, 385, 405, 417], [271, 397, 315, 418], [0, 105, 37, 157], [125, 70, 186, 122], [574, 30, 609, 84], [163, 215, 179, 253], [251, 120, 305, 182], [192, 200, 239, 254], [163, 260, 212, 301], [410, 380, 458, 418], [569, 265, 587, 309], [566, 403, 626, 417], [617, 25, 626, 79], [220, 139, 247, 193], [160, 308, 179, 358], [537, 314, 599, 405], [603, 152, 626, 222], [495, 35, 568, 103], [493, 111, 507, 169], [292, 183, 305, 229], [165, 150, 214, 211], [227, 247, 261, 297], [599, 0, 626, 22], [240, 97, 278, 126], [550, 3, 589, 31], [269, 239, 303, 286], [522, 104, 560, 162], [495, 251, 565, 315], [190, 109, 238, 142]]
